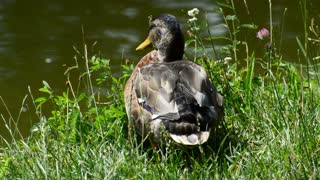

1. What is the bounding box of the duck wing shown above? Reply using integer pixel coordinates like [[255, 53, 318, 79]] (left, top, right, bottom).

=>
[[133, 60, 223, 145]]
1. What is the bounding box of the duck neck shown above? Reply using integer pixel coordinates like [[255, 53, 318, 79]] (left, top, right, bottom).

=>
[[158, 30, 185, 62]]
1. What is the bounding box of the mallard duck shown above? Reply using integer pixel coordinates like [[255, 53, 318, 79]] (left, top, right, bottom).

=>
[[124, 14, 223, 146]]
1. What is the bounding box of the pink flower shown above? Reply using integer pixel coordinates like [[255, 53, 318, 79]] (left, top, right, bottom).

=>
[[257, 28, 270, 40]]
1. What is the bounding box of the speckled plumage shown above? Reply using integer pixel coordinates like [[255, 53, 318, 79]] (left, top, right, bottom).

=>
[[124, 14, 223, 146]]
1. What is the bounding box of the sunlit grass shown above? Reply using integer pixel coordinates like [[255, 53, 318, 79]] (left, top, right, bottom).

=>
[[1, 1, 320, 179]]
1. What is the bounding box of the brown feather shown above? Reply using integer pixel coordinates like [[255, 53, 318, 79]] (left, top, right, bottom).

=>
[[125, 54, 224, 145]]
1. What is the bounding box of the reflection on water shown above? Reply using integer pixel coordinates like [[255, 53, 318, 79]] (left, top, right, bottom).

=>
[[0, 0, 319, 143]]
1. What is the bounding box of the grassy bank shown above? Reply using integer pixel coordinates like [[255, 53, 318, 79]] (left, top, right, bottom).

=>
[[1, 1, 319, 179]]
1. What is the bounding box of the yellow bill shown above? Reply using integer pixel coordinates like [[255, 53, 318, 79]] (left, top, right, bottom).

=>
[[136, 37, 152, 50]]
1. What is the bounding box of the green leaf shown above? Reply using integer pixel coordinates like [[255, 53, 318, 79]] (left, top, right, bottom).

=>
[[0, 157, 11, 178], [121, 64, 130, 71], [39, 87, 51, 94], [111, 77, 118, 84], [216, 1, 233, 9], [225, 15, 237, 21], [205, 36, 231, 41], [239, 24, 258, 29], [185, 39, 196, 47], [77, 93, 86, 102], [212, 23, 229, 29], [35, 97, 47, 103]]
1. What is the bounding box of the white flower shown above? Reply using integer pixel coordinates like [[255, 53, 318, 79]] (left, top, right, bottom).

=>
[[188, 8, 199, 17], [188, 17, 197, 22], [191, 27, 200, 31]]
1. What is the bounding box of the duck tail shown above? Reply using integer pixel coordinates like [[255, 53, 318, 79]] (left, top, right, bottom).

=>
[[163, 83, 211, 145]]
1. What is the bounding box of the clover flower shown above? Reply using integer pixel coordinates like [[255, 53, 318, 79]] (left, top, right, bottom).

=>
[[188, 8, 199, 17], [188, 17, 197, 23], [191, 27, 200, 31], [188, 8, 200, 32], [257, 28, 270, 40]]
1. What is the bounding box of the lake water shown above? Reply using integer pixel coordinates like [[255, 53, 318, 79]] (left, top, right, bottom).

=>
[[0, 0, 319, 144]]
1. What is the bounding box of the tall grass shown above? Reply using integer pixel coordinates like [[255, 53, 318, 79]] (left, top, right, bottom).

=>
[[1, 1, 319, 179]]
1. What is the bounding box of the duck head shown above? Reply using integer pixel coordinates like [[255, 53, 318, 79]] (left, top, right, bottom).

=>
[[136, 14, 185, 62]]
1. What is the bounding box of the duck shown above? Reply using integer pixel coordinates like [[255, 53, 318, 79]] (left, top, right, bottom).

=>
[[124, 14, 224, 146]]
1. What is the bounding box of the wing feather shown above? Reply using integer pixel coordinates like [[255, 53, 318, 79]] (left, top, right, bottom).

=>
[[127, 58, 223, 145]]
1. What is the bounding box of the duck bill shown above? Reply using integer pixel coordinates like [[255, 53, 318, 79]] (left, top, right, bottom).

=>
[[136, 37, 152, 50]]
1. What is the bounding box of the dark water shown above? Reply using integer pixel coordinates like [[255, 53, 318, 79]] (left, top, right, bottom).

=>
[[0, 0, 319, 144]]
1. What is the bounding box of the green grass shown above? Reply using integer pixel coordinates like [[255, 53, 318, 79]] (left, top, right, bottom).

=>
[[1, 1, 320, 179]]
